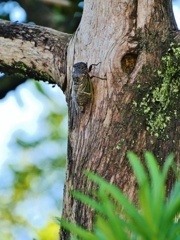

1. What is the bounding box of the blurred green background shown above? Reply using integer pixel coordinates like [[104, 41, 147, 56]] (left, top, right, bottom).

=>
[[0, 0, 179, 240]]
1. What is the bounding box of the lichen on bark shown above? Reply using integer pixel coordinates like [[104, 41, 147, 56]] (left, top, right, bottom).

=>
[[0, 60, 54, 83], [135, 42, 180, 138]]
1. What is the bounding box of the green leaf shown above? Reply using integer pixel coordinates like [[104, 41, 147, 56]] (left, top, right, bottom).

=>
[[97, 187, 128, 239], [71, 191, 105, 214], [60, 152, 179, 240], [162, 153, 175, 180], [55, 217, 61, 224], [168, 220, 180, 240], [94, 215, 129, 240], [163, 181, 180, 230], [85, 171, 151, 238], [60, 220, 97, 240], [128, 152, 148, 186], [144, 152, 164, 229], [128, 152, 156, 236]]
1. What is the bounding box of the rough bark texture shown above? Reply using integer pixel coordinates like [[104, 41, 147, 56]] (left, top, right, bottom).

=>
[[0, 20, 71, 92], [61, 0, 179, 239]]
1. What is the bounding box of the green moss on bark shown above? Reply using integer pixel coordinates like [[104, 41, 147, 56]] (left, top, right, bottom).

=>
[[138, 43, 180, 137], [0, 60, 54, 83]]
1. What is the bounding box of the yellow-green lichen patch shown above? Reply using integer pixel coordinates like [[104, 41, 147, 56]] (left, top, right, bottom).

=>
[[139, 42, 180, 137], [115, 138, 125, 150]]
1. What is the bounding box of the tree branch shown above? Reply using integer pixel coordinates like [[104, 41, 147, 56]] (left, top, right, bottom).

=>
[[0, 20, 72, 92], [40, 0, 71, 6]]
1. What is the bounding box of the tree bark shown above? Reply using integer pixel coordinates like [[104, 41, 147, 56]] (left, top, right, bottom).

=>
[[61, 0, 180, 239], [0, 20, 71, 92], [0, 1, 180, 240]]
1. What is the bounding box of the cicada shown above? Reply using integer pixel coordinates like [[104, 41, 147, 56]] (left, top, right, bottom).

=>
[[72, 62, 104, 113]]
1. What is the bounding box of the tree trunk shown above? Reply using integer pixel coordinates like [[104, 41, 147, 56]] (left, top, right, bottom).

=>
[[61, 0, 179, 239]]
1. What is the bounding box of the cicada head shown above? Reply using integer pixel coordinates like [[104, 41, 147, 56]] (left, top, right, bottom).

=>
[[73, 62, 88, 72]]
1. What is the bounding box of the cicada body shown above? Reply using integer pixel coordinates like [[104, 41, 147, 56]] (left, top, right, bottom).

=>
[[72, 62, 93, 113]]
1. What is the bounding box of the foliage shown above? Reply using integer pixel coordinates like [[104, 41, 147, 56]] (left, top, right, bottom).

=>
[[59, 152, 180, 240]]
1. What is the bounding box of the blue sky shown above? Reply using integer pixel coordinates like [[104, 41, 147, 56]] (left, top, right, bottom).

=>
[[173, 3, 180, 28]]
